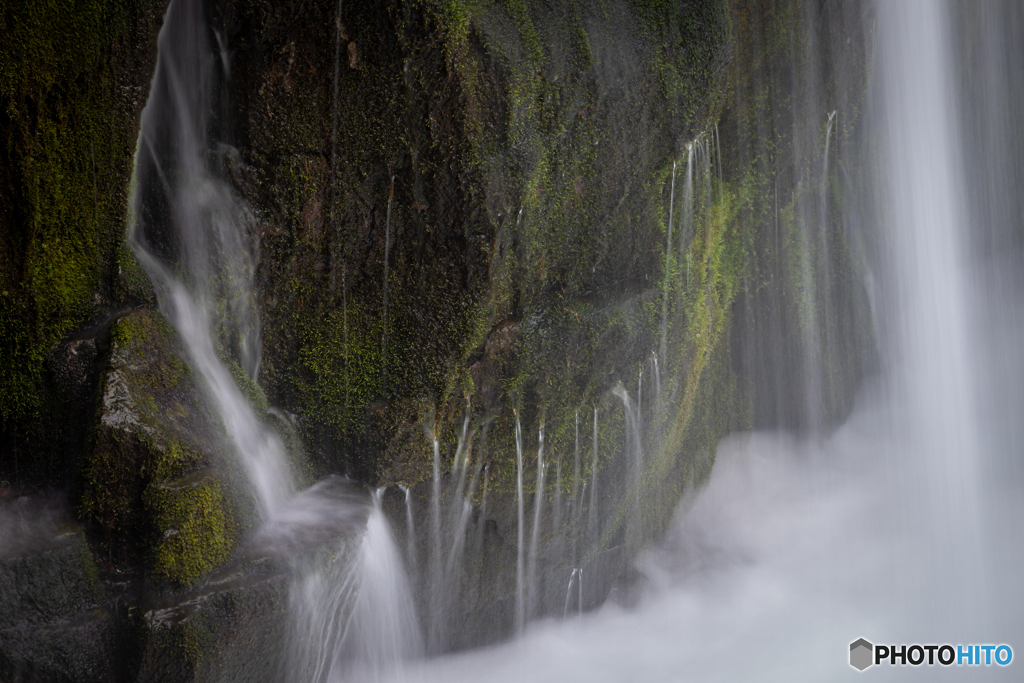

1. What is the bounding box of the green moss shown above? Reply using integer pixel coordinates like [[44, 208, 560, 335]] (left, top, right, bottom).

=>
[[78, 309, 242, 584], [0, 0, 159, 482], [502, 0, 545, 68], [146, 474, 236, 586], [226, 0, 734, 498], [228, 359, 268, 418]]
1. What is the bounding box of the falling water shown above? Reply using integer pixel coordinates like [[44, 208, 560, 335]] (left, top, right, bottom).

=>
[[823, 110, 837, 193], [679, 136, 712, 289], [613, 387, 644, 548], [819, 110, 838, 367], [635, 371, 643, 435], [401, 485, 415, 568], [587, 408, 599, 555], [876, 0, 987, 618], [651, 354, 663, 434], [562, 567, 583, 619], [525, 423, 545, 620], [365, 2, 1024, 681], [130, 0, 292, 517], [514, 412, 525, 633], [130, 4, 425, 682], [118, 1, 1024, 680], [474, 465, 489, 559], [682, 142, 694, 250], [571, 413, 581, 564], [659, 161, 677, 364], [427, 435, 442, 651], [449, 405, 473, 509], [290, 490, 422, 683], [551, 449, 563, 570]]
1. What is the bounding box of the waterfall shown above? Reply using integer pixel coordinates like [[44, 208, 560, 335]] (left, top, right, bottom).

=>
[[660, 161, 677, 364], [129, 0, 291, 517], [651, 354, 663, 436], [111, 1, 1022, 679], [401, 485, 416, 569], [587, 407, 599, 556], [514, 412, 525, 633], [877, 0, 987, 621], [571, 412, 581, 565], [613, 386, 644, 547], [289, 490, 422, 683], [682, 141, 695, 260], [525, 422, 545, 621], [562, 567, 582, 618], [551, 448, 563, 573], [129, 3, 423, 681], [474, 464, 489, 559], [427, 434, 442, 651]]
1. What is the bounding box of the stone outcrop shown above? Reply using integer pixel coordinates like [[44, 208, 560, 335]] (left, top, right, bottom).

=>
[[0, 495, 115, 682], [79, 309, 243, 587]]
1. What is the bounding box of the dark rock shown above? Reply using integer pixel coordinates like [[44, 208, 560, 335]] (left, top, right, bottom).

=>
[[0, 494, 115, 683], [78, 309, 244, 587], [132, 563, 288, 683]]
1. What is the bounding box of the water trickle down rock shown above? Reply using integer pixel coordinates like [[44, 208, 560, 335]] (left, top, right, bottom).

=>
[[78, 309, 242, 587]]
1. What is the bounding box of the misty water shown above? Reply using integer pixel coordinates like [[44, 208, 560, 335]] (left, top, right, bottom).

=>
[[375, 0, 1024, 680], [117, 0, 1024, 680]]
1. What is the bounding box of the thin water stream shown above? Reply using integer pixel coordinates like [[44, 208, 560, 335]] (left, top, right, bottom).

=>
[[120, 0, 1023, 680]]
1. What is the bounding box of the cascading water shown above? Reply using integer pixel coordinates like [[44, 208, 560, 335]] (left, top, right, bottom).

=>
[[525, 422, 545, 620], [587, 408, 600, 557], [129, 1, 421, 680], [290, 490, 422, 683], [130, 0, 293, 518], [401, 485, 416, 567], [112, 0, 1023, 680], [659, 161, 677, 365], [361, 2, 1022, 681], [514, 412, 526, 633]]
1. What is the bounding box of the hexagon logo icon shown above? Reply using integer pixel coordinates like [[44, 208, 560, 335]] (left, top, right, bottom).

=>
[[850, 638, 874, 671]]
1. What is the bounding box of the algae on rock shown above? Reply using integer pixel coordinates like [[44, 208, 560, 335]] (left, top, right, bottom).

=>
[[79, 309, 242, 586], [0, 0, 168, 484]]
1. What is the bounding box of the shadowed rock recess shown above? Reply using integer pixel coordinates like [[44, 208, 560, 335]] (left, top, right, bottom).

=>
[[0, 0, 872, 680]]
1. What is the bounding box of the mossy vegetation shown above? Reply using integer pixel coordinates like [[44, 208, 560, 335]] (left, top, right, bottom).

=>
[[0, 0, 165, 482], [219, 0, 734, 503], [78, 309, 239, 586], [146, 473, 236, 586]]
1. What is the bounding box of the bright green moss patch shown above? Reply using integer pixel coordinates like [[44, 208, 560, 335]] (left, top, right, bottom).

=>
[[146, 473, 236, 586]]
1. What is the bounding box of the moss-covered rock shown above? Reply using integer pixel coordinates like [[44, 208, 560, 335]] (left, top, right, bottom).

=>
[[215, 0, 734, 508], [131, 566, 288, 683], [78, 309, 241, 586], [0, 0, 168, 484], [722, 0, 874, 430]]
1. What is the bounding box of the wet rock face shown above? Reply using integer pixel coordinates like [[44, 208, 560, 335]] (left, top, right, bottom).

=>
[[0, 490, 293, 683], [131, 564, 288, 683], [2, 0, 744, 677], [78, 309, 243, 586], [0, 0, 169, 484], [0, 494, 115, 683], [213, 0, 734, 486]]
